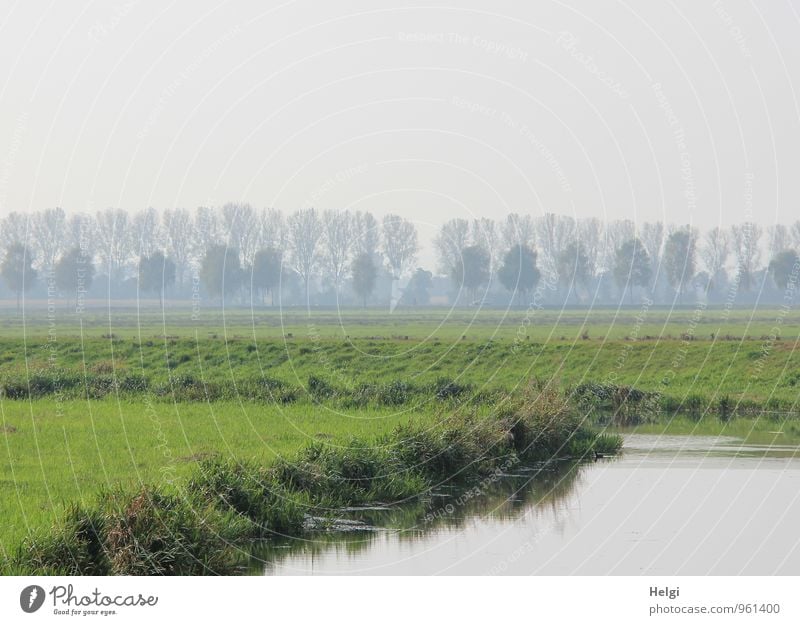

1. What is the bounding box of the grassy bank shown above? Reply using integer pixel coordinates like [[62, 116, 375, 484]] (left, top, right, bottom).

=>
[[246, 459, 586, 573], [0, 400, 427, 551], [1, 387, 621, 575]]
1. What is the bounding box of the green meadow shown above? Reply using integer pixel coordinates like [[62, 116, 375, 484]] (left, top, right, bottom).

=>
[[4, 305, 800, 340], [1, 307, 800, 563], [0, 400, 427, 555], [1, 307, 799, 407]]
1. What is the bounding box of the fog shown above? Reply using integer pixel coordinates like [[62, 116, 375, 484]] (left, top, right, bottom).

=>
[[1, 0, 799, 267]]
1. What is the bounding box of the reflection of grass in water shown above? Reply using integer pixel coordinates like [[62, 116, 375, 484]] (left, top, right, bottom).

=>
[[246, 460, 588, 573]]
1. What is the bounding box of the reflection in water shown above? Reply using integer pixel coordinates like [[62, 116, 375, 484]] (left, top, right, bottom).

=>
[[246, 460, 588, 575], [247, 434, 800, 575]]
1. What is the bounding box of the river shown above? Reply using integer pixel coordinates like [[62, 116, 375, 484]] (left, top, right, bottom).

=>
[[246, 433, 800, 575]]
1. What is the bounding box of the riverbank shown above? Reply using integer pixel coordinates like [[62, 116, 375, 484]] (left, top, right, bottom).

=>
[[1, 387, 621, 575], [246, 432, 800, 575], [2, 396, 797, 561]]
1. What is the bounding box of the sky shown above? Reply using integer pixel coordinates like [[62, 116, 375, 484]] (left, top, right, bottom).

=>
[[1, 0, 799, 258]]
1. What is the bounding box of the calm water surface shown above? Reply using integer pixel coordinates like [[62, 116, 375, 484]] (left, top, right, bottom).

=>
[[247, 434, 800, 575]]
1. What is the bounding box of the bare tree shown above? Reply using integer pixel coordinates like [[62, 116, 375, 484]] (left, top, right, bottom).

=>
[[192, 206, 222, 262], [604, 219, 635, 273], [471, 218, 500, 274], [287, 207, 324, 298], [163, 208, 193, 287], [66, 213, 94, 255], [640, 221, 665, 274], [94, 209, 131, 280], [221, 203, 258, 266], [32, 207, 66, 271], [0, 211, 31, 248], [699, 226, 730, 284], [257, 207, 285, 250], [731, 222, 763, 290], [435, 218, 470, 274], [663, 226, 697, 302], [130, 208, 162, 258], [322, 209, 353, 292], [382, 214, 418, 279], [768, 223, 790, 260], [352, 211, 381, 259], [790, 221, 800, 250], [15, 205, 800, 308], [577, 217, 602, 277], [535, 213, 575, 285], [500, 213, 535, 251]]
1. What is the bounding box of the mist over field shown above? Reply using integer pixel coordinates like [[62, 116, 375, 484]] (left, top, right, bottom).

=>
[[1, 2, 798, 312], [2, 0, 800, 589], [1, 3, 799, 243]]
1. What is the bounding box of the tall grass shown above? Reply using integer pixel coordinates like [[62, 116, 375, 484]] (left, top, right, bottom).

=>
[[7, 490, 239, 575]]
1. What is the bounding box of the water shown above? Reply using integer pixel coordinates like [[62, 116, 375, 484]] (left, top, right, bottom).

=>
[[246, 434, 800, 575]]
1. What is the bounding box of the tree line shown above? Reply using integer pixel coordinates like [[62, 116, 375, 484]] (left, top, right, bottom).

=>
[[0, 205, 798, 308]]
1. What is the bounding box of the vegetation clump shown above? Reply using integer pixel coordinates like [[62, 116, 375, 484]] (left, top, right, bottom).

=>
[[188, 458, 306, 536], [9, 490, 236, 575]]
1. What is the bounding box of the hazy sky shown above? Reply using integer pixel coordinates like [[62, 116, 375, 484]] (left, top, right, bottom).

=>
[[1, 0, 799, 247]]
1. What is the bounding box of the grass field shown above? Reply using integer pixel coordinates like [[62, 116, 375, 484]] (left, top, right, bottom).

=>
[[1, 388, 620, 574], [2, 307, 799, 407], [1, 306, 800, 564], [0, 399, 433, 555], [4, 305, 800, 340]]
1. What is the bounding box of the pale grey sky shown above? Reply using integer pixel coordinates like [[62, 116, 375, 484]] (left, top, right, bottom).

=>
[[1, 0, 799, 248]]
